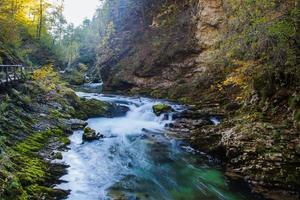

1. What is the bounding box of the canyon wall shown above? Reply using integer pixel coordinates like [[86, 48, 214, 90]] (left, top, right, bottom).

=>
[[96, 0, 297, 103], [93, 0, 300, 199]]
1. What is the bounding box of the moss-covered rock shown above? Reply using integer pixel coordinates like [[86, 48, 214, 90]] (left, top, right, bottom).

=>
[[0, 78, 78, 199], [152, 104, 174, 116], [77, 98, 111, 119], [62, 88, 111, 119], [0, 65, 111, 199], [26, 184, 69, 200], [51, 152, 63, 160], [82, 127, 101, 141]]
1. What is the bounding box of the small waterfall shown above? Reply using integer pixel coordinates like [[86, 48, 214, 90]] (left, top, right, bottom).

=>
[[210, 117, 221, 125]]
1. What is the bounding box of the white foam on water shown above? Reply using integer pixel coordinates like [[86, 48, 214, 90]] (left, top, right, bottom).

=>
[[210, 117, 221, 126], [57, 93, 173, 199]]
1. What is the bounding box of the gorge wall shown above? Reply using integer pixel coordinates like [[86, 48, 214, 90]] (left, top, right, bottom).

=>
[[92, 0, 300, 199], [96, 0, 298, 103], [98, 0, 222, 102]]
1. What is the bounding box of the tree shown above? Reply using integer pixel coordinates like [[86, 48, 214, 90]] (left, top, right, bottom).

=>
[[295, 0, 300, 65], [36, 0, 43, 38], [0, 0, 65, 65], [49, 0, 67, 44]]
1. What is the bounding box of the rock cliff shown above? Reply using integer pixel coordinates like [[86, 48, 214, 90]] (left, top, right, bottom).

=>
[[93, 0, 300, 199]]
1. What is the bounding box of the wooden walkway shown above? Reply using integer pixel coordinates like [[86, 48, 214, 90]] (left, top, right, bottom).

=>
[[0, 65, 27, 87]]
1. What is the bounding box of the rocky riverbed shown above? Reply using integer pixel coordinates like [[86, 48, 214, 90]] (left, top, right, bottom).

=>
[[165, 106, 300, 200]]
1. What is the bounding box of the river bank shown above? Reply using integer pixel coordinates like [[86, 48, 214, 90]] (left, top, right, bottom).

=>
[[165, 103, 300, 200], [0, 67, 113, 199]]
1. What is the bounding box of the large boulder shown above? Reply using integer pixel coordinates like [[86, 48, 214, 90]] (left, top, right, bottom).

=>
[[82, 127, 103, 141], [108, 104, 130, 117], [77, 98, 111, 119], [152, 104, 174, 116]]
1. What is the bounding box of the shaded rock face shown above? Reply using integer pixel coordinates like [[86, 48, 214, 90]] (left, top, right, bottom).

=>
[[97, 0, 213, 99], [166, 107, 300, 199], [218, 123, 300, 199], [190, 121, 300, 199], [64, 119, 88, 130], [107, 105, 130, 118], [96, 0, 297, 104]]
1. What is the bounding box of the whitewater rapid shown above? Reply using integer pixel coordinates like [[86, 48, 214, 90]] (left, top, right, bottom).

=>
[[57, 93, 253, 200]]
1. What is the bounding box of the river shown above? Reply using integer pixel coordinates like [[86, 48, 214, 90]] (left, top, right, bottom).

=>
[[57, 92, 254, 200]]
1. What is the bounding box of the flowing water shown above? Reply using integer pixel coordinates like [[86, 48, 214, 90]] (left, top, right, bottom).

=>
[[57, 92, 254, 200]]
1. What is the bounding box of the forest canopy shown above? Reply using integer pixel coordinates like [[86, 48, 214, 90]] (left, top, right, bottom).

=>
[[0, 0, 72, 66]]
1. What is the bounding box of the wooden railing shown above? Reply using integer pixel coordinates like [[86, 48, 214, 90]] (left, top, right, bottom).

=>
[[0, 65, 27, 87]]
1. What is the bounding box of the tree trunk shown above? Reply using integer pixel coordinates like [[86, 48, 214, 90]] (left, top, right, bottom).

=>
[[37, 0, 43, 39], [295, 0, 300, 65]]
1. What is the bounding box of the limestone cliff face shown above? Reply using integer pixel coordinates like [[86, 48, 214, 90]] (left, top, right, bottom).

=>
[[97, 0, 220, 101], [96, 0, 237, 102], [96, 0, 297, 102]]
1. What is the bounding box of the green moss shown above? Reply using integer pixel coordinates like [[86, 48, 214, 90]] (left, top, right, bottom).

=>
[[52, 129, 70, 146], [50, 109, 66, 119], [0, 101, 9, 113], [26, 184, 68, 199], [2, 173, 29, 200], [12, 130, 59, 185], [255, 143, 267, 155], [67, 70, 85, 85], [150, 89, 168, 99], [14, 132, 48, 155], [0, 74, 77, 199], [76, 98, 110, 119], [5, 176, 24, 196], [9, 89, 32, 109], [5, 129, 67, 189], [59, 137, 71, 146], [178, 97, 193, 105], [17, 157, 47, 185], [83, 127, 93, 133], [152, 104, 173, 116], [52, 152, 63, 160]]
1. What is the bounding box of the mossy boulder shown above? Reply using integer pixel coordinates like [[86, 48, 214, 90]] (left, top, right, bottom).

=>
[[77, 98, 111, 119], [82, 127, 102, 141], [26, 185, 70, 199], [152, 104, 174, 116], [62, 89, 111, 119], [51, 152, 63, 160]]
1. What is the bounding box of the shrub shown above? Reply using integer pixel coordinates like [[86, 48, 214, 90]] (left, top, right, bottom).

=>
[[32, 65, 61, 91]]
